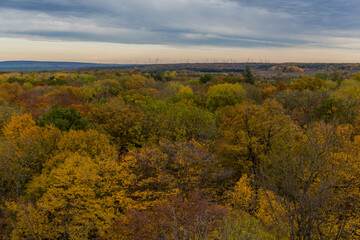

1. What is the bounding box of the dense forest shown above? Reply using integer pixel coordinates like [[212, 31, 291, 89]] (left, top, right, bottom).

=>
[[0, 67, 360, 239]]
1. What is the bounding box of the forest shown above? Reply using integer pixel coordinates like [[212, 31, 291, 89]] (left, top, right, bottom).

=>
[[0, 66, 360, 239]]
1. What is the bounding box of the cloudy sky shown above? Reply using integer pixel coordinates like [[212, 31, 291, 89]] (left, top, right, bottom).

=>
[[0, 0, 360, 63]]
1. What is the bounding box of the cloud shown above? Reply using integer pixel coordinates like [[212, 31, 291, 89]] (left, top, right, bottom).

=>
[[0, 0, 359, 49]]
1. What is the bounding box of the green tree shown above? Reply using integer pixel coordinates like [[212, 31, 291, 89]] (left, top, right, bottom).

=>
[[144, 101, 217, 142], [274, 89, 329, 127], [244, 65, 255, 84], [200, 74, 213, 83], [88, 98, 147, 150], [206, 83, 245, 111], [330, 69, 343, 83], [315, 72, 330, 80], [37, 105, 88, 131], [0, 103, 22, 132], [218, 99, 295, 184], [264, 123, 360, 239], [353, 72, 360, 81]]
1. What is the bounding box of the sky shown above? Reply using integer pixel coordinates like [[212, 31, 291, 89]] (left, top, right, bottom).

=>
[[0, 0, 360, 63]]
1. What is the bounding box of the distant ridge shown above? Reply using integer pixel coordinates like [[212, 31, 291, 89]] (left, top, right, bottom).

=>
[[0, 61, 124, 71]]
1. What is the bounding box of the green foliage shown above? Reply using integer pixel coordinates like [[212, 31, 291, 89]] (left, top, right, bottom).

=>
[[218, 99, 295, 181], [244, 65, 255, 84], [44, 73, 68, 86], [124, 73, 154, 89], [91, 78, 124, 99], [314, 97, 342, 122], [37, 105, 88, 131], [88, 98, 147, 150], [0, 103, 22, 131], [163, 81, 185, 97], [315, 72, 330, 80], [323, 79, 338, 90], [274, 89, 329, 126], [206, 83, 245, 111], [332, 80, 360, 123], [2, 69, 360, 239], [220, 211, 285, 240], [353, 72, 360, 81], [330, 69, 344, 82], [7, 76, 26, 85], [144, 100, 217, 142], [200, 73, 213, 83]]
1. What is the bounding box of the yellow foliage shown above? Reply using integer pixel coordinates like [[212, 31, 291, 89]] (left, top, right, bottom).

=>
[[121, 140, 223, 208], [206, 83, 245, 111], [229, 175, 288, 231], [229, 174, 254, 211], [6, 200, 57, 240], [44, 129, 116, 170], [352, 72, 360, 81], [0, 114, 61, 199], [283, 66, 304, 73], [88, 98, 147, 150], [256, 189, 287, 227], [0, 82, 24, 103], [125, 73, 153, 89], [290, 75, 324, 91], [177, 85, 193, 95], [2, 113, 38, 140], [8, 153, 132, 239], [218, 99, 295, 181], [261, 85, 277, 99]]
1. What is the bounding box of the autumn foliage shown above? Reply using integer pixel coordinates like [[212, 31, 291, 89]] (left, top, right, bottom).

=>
[[0, 69, 360, 239]]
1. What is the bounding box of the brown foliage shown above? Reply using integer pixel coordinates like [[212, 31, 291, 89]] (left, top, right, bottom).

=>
[[41, 86, 84, 108], [108, 192, 228, 240]]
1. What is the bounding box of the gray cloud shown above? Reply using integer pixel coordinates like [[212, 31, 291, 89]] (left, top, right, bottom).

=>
[[0, 0, 359, 49]]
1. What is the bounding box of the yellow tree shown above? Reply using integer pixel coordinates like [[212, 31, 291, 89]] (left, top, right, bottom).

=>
[[332, 80, 360, 123], [206, 83, 245, 111], [7, 129, 132, 239], [124, 73, 154, 89], [0, 103, 22, 131], [0, 114, 60, 199], [218, 99, 295, 184], [229, 174, 288, 236], [120, 140, 224, 208], [263, 122, 360, 239], [7, 153, 131, 239], [227, 122, 360, 239], [290, 75, 324, 91], [0, 82, 24, 103]]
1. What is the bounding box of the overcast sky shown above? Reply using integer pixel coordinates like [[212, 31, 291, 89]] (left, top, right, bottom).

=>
[[1, 0, 360, 63]]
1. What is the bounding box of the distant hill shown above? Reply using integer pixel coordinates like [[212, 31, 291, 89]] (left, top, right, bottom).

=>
[[0, 61, 124, 71], [1, 61, 360, 73]]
